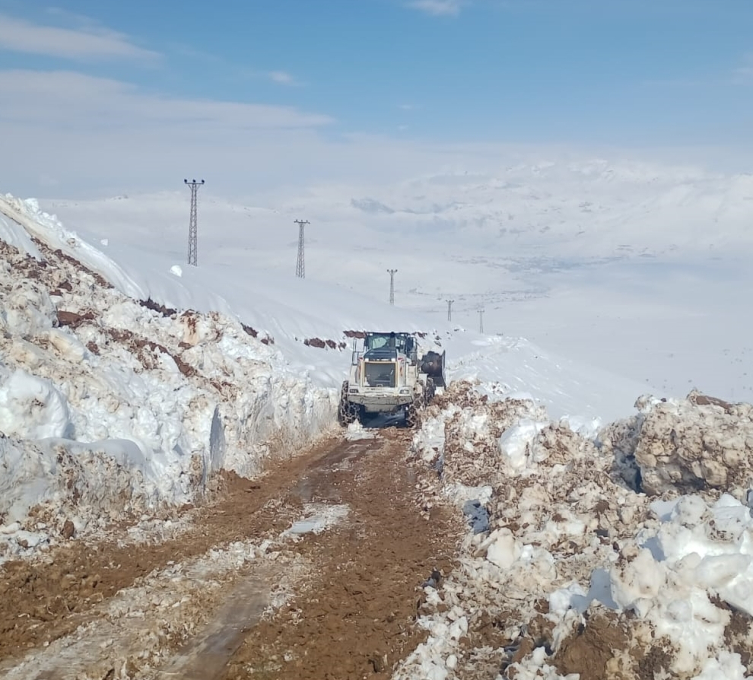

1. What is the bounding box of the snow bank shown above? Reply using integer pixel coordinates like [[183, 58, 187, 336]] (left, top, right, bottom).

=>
[[396, 381, 753, 680], [0, 210, 336, 562]]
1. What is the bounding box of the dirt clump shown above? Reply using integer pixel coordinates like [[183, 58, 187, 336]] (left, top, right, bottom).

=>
[[56, 309, 96, 329], [139, 297, 176, 317], [552, 612, 630, 680], [633, 643, 675, 680]]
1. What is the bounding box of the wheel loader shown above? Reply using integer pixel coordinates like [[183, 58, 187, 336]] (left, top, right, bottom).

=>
[[337, 331, 446, 427]]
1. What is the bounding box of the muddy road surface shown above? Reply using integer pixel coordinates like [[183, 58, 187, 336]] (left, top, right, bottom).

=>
[[0, 428, 462, 680]]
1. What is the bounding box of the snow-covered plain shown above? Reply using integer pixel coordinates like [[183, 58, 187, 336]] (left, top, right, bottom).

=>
[[0, 193, 647, 564]]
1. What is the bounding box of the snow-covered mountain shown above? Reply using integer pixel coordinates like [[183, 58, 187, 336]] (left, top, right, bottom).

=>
[[41, 157, 753, 403], [44, 159, 753, 267]]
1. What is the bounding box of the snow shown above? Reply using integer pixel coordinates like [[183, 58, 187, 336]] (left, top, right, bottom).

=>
[[2, 179, 753, 678], [282, 503, 350, 536], [0, 369, 72, 439], [498, 418, 548, 471]]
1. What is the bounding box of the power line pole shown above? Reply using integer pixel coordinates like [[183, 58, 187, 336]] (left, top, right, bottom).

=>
[[184, 179, 204, 266], [446, 299, 454, 322], [294, 219, 310, 278], [387, 269, 397, 305], [478, 307, 484, 334]]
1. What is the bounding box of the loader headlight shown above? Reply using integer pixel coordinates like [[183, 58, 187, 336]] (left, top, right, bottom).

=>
[[399, 388, 410, 394]]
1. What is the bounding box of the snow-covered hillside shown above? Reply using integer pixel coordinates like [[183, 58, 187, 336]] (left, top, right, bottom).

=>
[[0, 193, 649, 564]]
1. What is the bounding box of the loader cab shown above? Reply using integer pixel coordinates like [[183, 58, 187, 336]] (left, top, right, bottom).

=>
[[363, 332, 417, 363], [365, 332, 404, 351]]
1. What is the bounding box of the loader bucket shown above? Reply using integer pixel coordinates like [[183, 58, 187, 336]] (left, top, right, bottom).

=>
[[420, 350, 446, 388]]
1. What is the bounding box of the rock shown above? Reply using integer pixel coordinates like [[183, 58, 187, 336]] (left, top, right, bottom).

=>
[[462, 499, 490, 534], [61, 519, 75, 539]]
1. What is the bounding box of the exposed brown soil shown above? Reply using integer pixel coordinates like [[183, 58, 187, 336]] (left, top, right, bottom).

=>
[[0, 429, 463, 679], [0, 436, 340, 663], [718, 597, 753, 673], [222, 430, 462, 680]]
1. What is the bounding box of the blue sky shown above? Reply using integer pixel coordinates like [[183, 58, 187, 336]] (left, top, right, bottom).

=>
[[0, 0, 752, 195]]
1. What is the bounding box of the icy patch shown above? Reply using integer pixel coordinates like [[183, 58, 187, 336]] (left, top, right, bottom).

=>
[[559, 414, 602, 439], [498, 418, 548, 471], [344, 421, 375, 440], [411, 405, 459, 464], [282, 503, 350, 536]]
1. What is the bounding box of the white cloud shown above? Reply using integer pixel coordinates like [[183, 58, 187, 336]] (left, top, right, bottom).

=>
[[268, 70, 299, 86], [0, 12, 159, 61], [0, 69, 341, 195], [0, 70, 331, 129], [0, 68, 747, 200], [398, 103, 416, 110], [0, 68, 557, 199], [407, 0, 467, 16]]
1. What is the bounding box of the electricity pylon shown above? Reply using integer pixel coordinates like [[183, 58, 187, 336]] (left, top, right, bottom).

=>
[[387, 269, 397, 305], [184, 179, 204, 266], [446, 299, 454, 322], [295, 219, 310, 278]]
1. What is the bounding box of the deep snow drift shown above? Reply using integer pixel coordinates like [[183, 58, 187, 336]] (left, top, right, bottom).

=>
[[0, 199, 336, 562], [0, 193, 649, 564], [396, 382, 753, 680]]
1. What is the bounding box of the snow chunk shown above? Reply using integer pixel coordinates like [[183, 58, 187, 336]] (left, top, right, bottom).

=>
[[0, 369, 73, 439], [603, 390, 753, 496], [499, 419, 548, 471]]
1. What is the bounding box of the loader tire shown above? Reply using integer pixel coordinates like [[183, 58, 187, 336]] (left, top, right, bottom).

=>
[[426, 378, 436, 404], [338, 382, 359, 426], [405, 389, 426, 429]]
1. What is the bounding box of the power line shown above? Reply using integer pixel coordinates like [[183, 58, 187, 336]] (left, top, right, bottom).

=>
[[446, 299, 454, 322], [387, 269, 397, 305], [184, 179, 204, 266], [294, 219, 310, 278]]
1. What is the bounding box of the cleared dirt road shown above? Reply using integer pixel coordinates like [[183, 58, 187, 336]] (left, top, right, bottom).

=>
[[0, 428, 461, 680]]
